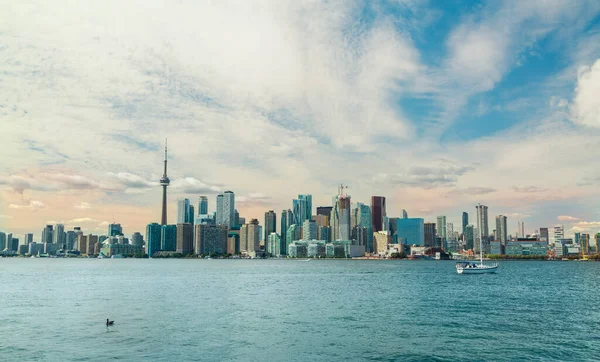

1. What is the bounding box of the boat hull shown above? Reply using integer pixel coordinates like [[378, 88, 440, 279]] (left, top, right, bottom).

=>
[[456, 264, 498, 274]]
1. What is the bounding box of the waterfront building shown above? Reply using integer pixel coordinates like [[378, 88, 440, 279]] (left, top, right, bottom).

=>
[[286, 224, 301, 253], [41, 225, 53, 244], [100, 241, 143, 257], [436, 216, 446, 248], [267, 232, 281, 256], [302, 219, 318, 241], [0, 232, 5, 250], [240, 219, 260, 253], [227, 227, 240, 254], [198, 196, 208, 215], [77, 234, 87, 253], [332, 187, 351, 241], [373, 231, 392, 255], [108, 223, 123, 236], [288, 242, 308, 258], [351, 226, 369, 246], [43, 242, 59, 255], [396, 218, 424, 246], [264, 210, 276, 243], [465, 225, 474, 250], [161, 224, 177, 251], [424, 222, 436, 247], [195, 224, 228, 255], [371, 196, 386, 232], [462, 212, 469, 234], [176, 223, 193, 254], [446, 222, 459, 252], [146, 223, 162, 257], [160, 140, 170, 225], [552, 225, 564, 244], [580, 233, 590, 255], [293, 194, 312, 226], [495, 215, 508, 252], [28, 242, 40, 256], [131, 232, 144, 247], [307, 242, 326, 258], [475, 204, 489, 253]]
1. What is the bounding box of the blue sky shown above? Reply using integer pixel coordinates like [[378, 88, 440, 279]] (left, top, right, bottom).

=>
[[0, 0, 599, 238]]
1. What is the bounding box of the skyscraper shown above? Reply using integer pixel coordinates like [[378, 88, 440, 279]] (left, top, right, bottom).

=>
[[281, 209, 293, 248], [216, 194, 224, 225], [333, 187, 351, 241], [397, 218, 425, 246], [131, 232, 144, 247], [264, 210, 276, 243], [146, 223, 162, 257], [462, 212, 469, 234], [160, 140, 170, 226], [354, 203, 373, 252], [240, 219, 260, 253], [371, 196, 386, 232], [267, 233, 281, 256], [176, 223, 193, 255], [293, 194, 312, 226], [465, 225, 474, 250], [161, 224, 177, 251], [23, 233, 33, 244], [54, 224, 65, 247], [177, 199, 194, 224], [317, 206, 333, 218], [195, 224, 228, 255], [518, 221, 525, 238], [0, 232, 5, 250], [475, 204, 489, 253], [436, 216, 447, 247], [42, 225, 53, 244], [495, 215, 508, 246], [108, 223, 122, 236], [424, 222, 436, 247], [222, 191, 235, 227], [302, 220, 318, 241], [198, 196, 208, 215]]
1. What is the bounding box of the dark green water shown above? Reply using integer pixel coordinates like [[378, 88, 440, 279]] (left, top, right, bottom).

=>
[[1, 259, 599, 361]]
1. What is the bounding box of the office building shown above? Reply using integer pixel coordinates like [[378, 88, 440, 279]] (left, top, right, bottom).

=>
[[317, 206, 333, 218], [286, 224, 301, 253], [552, 225, 564, 244], [23, 233, 33, 245], [161, 224, 177, 251], [195, 224, 228, 255], [464, 225, 474, 250], [397, 218, 424, 246], [424, 223, 436, 247], [539, 228, 549, 243], [198, 196, 208, 215], [319, 226, 331, 243], [475, 204, 489, 254], [351, 226, 369, 246], [65, 231, 76, 251], [334, 193, 351, 241], [371, 196, 386, 232], [353, 203, 373, 251], [54, 224, 65, 247], [462, 212, 469, 234], [216, 194, 224, 225], [293, 194, 312, 226], [41, 225, 53, 244], [222, 191, 235, 227], [107, 223, 122, 236], [131, 232, 144, 247], [177, 199, 194, 224], [302, 220, 318, 241], [264, 210, 276, 243], [146, 223, 162, 257], [160, 140, 170, 225], [0, 232, 6, 250], [176, 223, 193, 255]]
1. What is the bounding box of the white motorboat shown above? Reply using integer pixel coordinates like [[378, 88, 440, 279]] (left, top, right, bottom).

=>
[[456, 203, 499, 274]]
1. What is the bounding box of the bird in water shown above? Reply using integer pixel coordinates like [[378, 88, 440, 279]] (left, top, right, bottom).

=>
[[106, 319, 114, 326]]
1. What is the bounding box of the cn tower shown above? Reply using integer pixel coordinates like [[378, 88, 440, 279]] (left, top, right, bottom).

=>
[[160, 139, 170, 225]]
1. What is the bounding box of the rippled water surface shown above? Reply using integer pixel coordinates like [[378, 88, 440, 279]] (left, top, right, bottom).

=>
[[1, 259, 600, 361]]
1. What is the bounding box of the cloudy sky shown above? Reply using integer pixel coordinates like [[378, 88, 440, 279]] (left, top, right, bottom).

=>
[[1, 0, 599, 239]]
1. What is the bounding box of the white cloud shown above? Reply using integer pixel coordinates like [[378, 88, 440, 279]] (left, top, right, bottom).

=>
[[9, 200, 46, 210], [170, 177, 221, 194], [571, 59, 600, 127], [74, 202, 91, 210], [557, 215, 580, 221]]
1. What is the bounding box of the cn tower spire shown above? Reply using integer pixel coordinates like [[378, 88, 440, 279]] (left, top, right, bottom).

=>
[[160, 138, 170, 225]]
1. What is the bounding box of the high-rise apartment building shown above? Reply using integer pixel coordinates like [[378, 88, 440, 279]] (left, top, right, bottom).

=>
[[353, 202, 373, 251], [465, 225, 474, 250], [495, 215, 508, 246], [264, 210, 276, 243], [371, 196, 386, 232], [281, 209, 293, 247], [216, 194, 224, 225], [53, 224, 65, 247], [195, 224, 228, 255], [176, 223, 193, 255], [552, 225, 564, 244], [267, 233, 281, 256], [240, 219, 260, 253], [302, 220, 318, 241], [223, 191, 235, 227], [146, 223, 162, 257]]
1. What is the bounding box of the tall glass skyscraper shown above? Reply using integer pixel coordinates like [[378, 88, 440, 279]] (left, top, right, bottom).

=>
[[397, 218, 424, 246], [216, 194, 224, 225], [108, 223, 122, 236], [177, 199, 194, 224], [281, 209, 293, 254], [264, 210, 276, 243], [475, 204, 489, 253], [223, 191, 235, 227], [371, 196, 386, 232], [462, 212, 469, 234], [293, 194, 312, 226], [161, 224, 177, 251], [436, 216, 447, 248], [198, 196, 208, 215]]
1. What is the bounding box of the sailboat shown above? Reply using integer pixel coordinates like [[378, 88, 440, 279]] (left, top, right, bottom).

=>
[[456, 205, 498, 274]]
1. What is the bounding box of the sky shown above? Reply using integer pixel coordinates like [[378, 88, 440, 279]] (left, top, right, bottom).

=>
[[1, 0, 599, 240]]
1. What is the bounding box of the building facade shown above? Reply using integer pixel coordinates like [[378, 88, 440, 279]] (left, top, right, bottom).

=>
[[176, 223, 193, 255], [264, 210, 276, 244], [371, 196, 386, 232]]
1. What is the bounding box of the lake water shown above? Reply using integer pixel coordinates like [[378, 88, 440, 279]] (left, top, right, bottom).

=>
[[1, 259, 599, 361]]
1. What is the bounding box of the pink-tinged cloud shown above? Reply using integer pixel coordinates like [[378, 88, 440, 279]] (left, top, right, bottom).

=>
[[557, 215, 580, 221]]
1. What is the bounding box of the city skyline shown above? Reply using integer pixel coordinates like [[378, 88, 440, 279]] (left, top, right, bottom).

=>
[[1, 1, 599, 237]]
